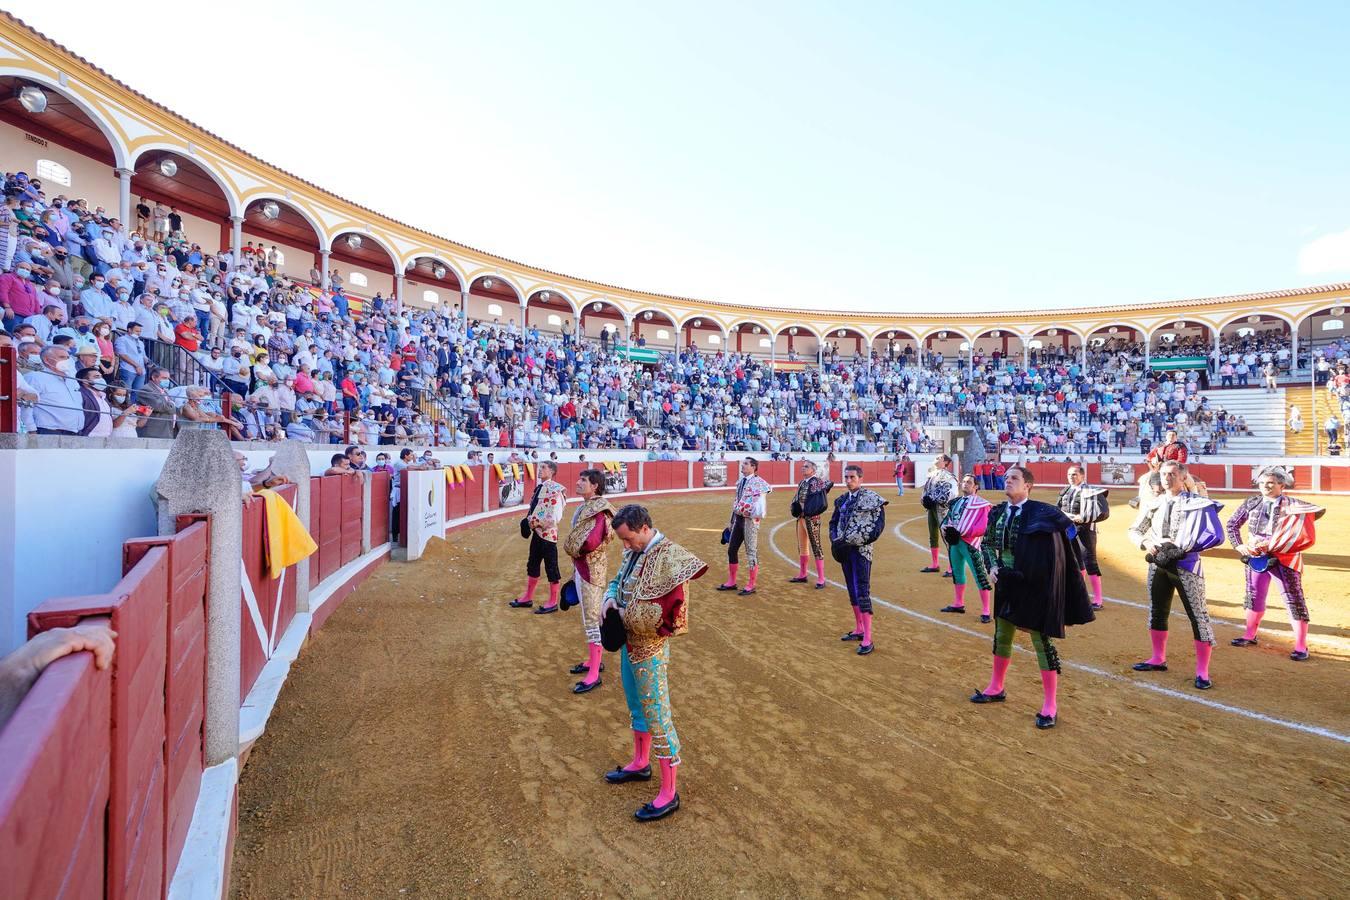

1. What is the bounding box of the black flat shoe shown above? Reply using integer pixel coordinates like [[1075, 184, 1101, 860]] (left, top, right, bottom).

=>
[[857, 643, 874, 655], [1132, 661, 1168, 672], [572, 678, 602, 694], [970, 689, 1006, 704], [841, 631, 863, 642], [1090, 603, 1105, 610], [920, 566, 940, 573], [1290, 649, 1310, 662], [508, 599, 533, 608], [1035, 713, 1057, 729], [1230, 637, 1258, 647], [939, 605, 966, 614], [604, 765, 652, 784], [634, 794, 680, 822], [738, 588, 756, 596], [788, 576, 808, 583], [979, 615, 992, 624], [814, 582, 827, 590], [714, 583, 738, 592], [1194, 676, 1212, 690], [942, 571, 953, 578], [568, 661, 605, 674], [533, 604, 558, 615]]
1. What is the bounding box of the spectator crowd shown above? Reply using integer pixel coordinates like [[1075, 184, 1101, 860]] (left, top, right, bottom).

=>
[[3, 167, 1349, 459]]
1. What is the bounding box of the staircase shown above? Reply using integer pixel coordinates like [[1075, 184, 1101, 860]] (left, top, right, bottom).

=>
[[1283, 385, 1341, 456], [1197, 387, 1285, 456]]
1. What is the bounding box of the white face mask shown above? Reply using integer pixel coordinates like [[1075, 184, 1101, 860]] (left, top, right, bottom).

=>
[[58, 358, 77, 376]]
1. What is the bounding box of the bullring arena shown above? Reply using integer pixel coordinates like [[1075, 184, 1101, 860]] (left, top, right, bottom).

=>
[[0, 11, 1348, 900]]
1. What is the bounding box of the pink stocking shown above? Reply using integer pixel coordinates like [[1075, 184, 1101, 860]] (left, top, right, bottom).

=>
[[653, 757, 678, 806], [861, 612, 873, 645], [1147, 629, 1168, 665], [815, 559, 826, 585], [1088, 574, 1103, 606], [978, 589, 991, 617], [1194, 641, 1212, 680], [544, 581, 560, 609], [625, 730, 651, 771], [1243, 609, 1263, 641], [746, 566, 759, 590], [521, 575, 539, 602], [1292, 619, 1309, 654], [952, 583, 967, 608], [852, 605, 862, 634], [722, 563, 738, 588], [797, 555, 808, 578], [929, 547, 940, 567], [1040, 670, 1058, 717], [582, 642, 603, 686], [985, 655, 1011, 695]]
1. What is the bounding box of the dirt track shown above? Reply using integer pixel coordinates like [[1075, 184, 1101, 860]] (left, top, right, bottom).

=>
[[232, 490, 1350, 898]]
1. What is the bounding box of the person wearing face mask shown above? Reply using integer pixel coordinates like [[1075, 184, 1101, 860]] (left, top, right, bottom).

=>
[[0, 261, 41, 326], [27, 345, 84, 434], [75, 366, 113, 437], [22, 303, 64, 345], [114, 322, 149, 392], [107, 382, 149, 437], [136, 366, 177, 439], [79, 274, 112, 321]]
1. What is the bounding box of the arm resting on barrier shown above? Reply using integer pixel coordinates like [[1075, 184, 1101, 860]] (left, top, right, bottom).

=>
[[0, 623, 116, 730]]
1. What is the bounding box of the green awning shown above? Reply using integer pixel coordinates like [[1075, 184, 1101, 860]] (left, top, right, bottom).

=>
[[614, 345, 661, 364], [1150, 356, 1208, 371]]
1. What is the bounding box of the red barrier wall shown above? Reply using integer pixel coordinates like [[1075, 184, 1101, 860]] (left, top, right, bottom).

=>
[[371, 471, 391, 546], [0, 642, 112, 899], [240, 484, 301, 702], [340, 475, 363, 567], [124, 520, 210, 887], [29, 548, 170, 900]]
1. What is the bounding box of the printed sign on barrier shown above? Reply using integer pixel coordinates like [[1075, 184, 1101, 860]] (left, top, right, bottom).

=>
[[703, 463, 728, 487], [498, 477, 525, 508], [604, 463, 628, 495], [1100, 463, 1136, 485], [404, 469, 446, 561]]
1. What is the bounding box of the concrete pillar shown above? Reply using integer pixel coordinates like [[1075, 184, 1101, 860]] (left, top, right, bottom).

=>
[[153, 430, 241, 768], [267, 442, 312, 613], [1080, 340, 1088, 373], [461, 290, 471, 320], [115, 168, 132, 227], [393, 274, 404, 310], [1291, 330, 1299, 374], [229, 216, 243, 261], [320, 250, 330, 290]]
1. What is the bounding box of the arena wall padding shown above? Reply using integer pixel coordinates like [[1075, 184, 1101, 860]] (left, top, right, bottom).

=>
[[239, 484, 301, 703], [0, 644, 112, 900], [318, 476, 343, 583], [28, 548, 171, 900]]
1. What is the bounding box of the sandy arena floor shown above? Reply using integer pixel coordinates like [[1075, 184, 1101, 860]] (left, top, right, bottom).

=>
[[231, 489, 1350, 898]]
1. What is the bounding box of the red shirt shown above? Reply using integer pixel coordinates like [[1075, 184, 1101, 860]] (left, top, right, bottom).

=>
[[174, 322, 200, 352]]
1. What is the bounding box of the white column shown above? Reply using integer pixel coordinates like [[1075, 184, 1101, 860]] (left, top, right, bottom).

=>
[[1212, 329, 1221, 375], [519, 300, 528, 331], [229, 215, 243, 260], [1291, 329, 1299, 374], [1080, 340, 1088, 373], [1023, 338, 1030, 371], [393, 273, 404, 311], [460, 290, 471, 321], [624, 314, 633, 350], [320, 250, 330, 290], [115, 167, 133, 227]]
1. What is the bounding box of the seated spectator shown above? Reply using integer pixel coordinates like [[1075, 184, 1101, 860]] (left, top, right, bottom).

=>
[[180, 386, 244, 440], [137, 366, 177, 439], [324, 453, 351, 476]]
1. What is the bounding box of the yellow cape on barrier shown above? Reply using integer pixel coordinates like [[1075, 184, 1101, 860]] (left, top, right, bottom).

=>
[[459, 464, 475, 481], [526, 462, 536, 480], [256, 488, 318, 579]]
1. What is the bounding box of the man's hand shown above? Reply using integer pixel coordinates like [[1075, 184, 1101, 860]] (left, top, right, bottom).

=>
[[1142, 539, 1160, 554], [23, 624, 118, 675], [601, 597, 618, 618]]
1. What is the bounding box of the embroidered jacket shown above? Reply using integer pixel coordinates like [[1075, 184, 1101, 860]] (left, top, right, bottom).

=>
[[528, 479, 567, 542], [732, 474, 772, 518], [922, 469, 958, 509], [829, 488, 888, 559], [792, 475, 833, 519]]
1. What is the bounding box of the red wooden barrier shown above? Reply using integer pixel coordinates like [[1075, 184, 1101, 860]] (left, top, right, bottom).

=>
[[318, 476, 343, 583], [1323, 466, 1350, 492], [692, 461, 705, 488], [370, 471, 391, 545], [308, 476, 324, 590], [463, 469, 484, 516], [124, 520, 209, 888], [1188, 463, 1228, 492], [240, 485, 301, 702], [340, 474, 363, 566], [0, 641, 112, 900], [759, 460, 790, 486], [29, 548, 171, 900]]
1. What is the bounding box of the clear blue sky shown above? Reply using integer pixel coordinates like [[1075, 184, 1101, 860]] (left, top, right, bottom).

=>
[[10, 0, 1350, 312]]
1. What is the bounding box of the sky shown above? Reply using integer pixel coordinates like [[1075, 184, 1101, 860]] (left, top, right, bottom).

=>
[[9, 0, 1350, 313]]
